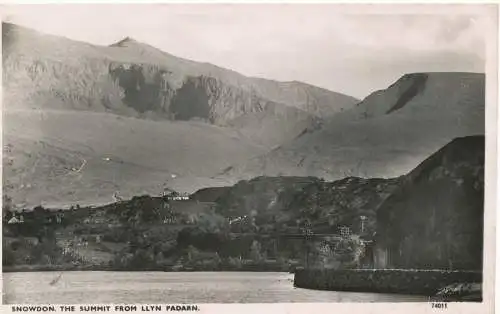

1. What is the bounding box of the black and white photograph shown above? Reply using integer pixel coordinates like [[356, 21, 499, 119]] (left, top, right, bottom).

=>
[[0, 3, 497, 311]]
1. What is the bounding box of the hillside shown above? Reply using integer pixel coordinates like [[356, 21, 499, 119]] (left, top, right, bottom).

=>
[[375, 136, 484, 270], [3, 22, 358, 122], [3, 174, 399, 271], [223, 72, 485, 181], [210, 176, 400, 236], [3, 22, 360, 207], [2, 110, 267, 208]]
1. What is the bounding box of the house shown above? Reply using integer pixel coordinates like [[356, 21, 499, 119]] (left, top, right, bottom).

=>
[[7, 216, 21, 224]]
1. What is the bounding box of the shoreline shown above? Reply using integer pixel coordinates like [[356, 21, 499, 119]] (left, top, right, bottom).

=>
[[293, 268, 482, 301], [2, 265, 295, 273]]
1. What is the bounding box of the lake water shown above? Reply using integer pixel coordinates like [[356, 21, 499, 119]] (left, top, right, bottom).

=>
[[2, 271, 428, 303]]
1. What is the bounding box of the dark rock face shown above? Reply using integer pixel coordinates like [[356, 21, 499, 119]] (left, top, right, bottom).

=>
[[107, 63, 310, 125], [170, 77, 212, 122], [207, 176, 399, 236], [213, 176, 320, 219], [385, 73, 428, 114], [284, 177, 400, 235], [375, 136, 485, 270]]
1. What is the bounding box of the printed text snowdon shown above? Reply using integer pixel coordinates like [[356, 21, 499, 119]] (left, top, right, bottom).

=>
[[11, 305, 200, 312]]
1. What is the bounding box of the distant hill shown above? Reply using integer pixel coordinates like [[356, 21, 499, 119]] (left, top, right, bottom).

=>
[[2, 22, 358, 207], [223, 72, 485, 181], [375, 135, 484, 270]]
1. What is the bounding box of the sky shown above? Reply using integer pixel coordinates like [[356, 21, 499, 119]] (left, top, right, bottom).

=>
[[1, 4, 492, 98]]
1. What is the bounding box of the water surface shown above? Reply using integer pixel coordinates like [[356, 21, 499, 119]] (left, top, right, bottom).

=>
[[3, 271, 428, 303]]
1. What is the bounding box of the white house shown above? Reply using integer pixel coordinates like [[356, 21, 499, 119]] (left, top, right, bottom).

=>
[[7, 216, 21, 224]]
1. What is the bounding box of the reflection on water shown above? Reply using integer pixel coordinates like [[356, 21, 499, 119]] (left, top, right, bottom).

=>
[[3, 271, 428, 304]]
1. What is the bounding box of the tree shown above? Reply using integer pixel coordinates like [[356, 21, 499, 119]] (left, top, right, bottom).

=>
[[334, 237, 365, 269], [33, 206, 46, 224], [250, 240, 263, 263]]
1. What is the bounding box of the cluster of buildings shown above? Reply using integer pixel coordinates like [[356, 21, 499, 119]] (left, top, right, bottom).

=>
[[163, 191, 190, 201]]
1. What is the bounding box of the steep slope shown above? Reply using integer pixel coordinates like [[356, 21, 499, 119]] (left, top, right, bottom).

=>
[[374, 136, 484, 270], [224, 72, 485, 181], [3, 22, 358, 123]]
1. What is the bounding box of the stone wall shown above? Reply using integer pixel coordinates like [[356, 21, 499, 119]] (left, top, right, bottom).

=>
[[294, 269, 482, 296]]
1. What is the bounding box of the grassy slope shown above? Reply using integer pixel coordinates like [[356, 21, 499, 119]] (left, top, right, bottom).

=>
[[224, 72, 485, 181], [3, 109, 266, 208]]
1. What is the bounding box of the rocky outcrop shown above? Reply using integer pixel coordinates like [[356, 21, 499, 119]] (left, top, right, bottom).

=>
[[198, 176, 399, 237], [375, 136, 484, 270], [168, 75, 308, 125], [285, 177, 400, 235], [107, 63, 310, 124]]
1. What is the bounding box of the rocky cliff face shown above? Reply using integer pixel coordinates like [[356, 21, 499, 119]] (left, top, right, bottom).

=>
[[3, 22, 358, 125], [107, 63, 313, 124], [375, 136, 484, 270]]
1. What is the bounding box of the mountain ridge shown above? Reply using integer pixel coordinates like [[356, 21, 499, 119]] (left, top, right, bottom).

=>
[[3, 22, 359, 119]]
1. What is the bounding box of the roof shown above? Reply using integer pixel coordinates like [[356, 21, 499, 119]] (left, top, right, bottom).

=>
[[8, 217, 20, 224]]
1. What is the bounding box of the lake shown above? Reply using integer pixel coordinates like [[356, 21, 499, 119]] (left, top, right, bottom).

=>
[[2, 271, 428, 303]]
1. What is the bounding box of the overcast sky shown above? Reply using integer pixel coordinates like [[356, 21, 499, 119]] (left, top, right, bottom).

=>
[[1, 4, 492, 98]]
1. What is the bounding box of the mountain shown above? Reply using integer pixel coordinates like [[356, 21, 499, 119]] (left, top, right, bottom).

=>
[[3, 22, 358, 121], [375, 135, 484, 270], [2, 22, 358, 208], [223, 72, 485, 181]]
